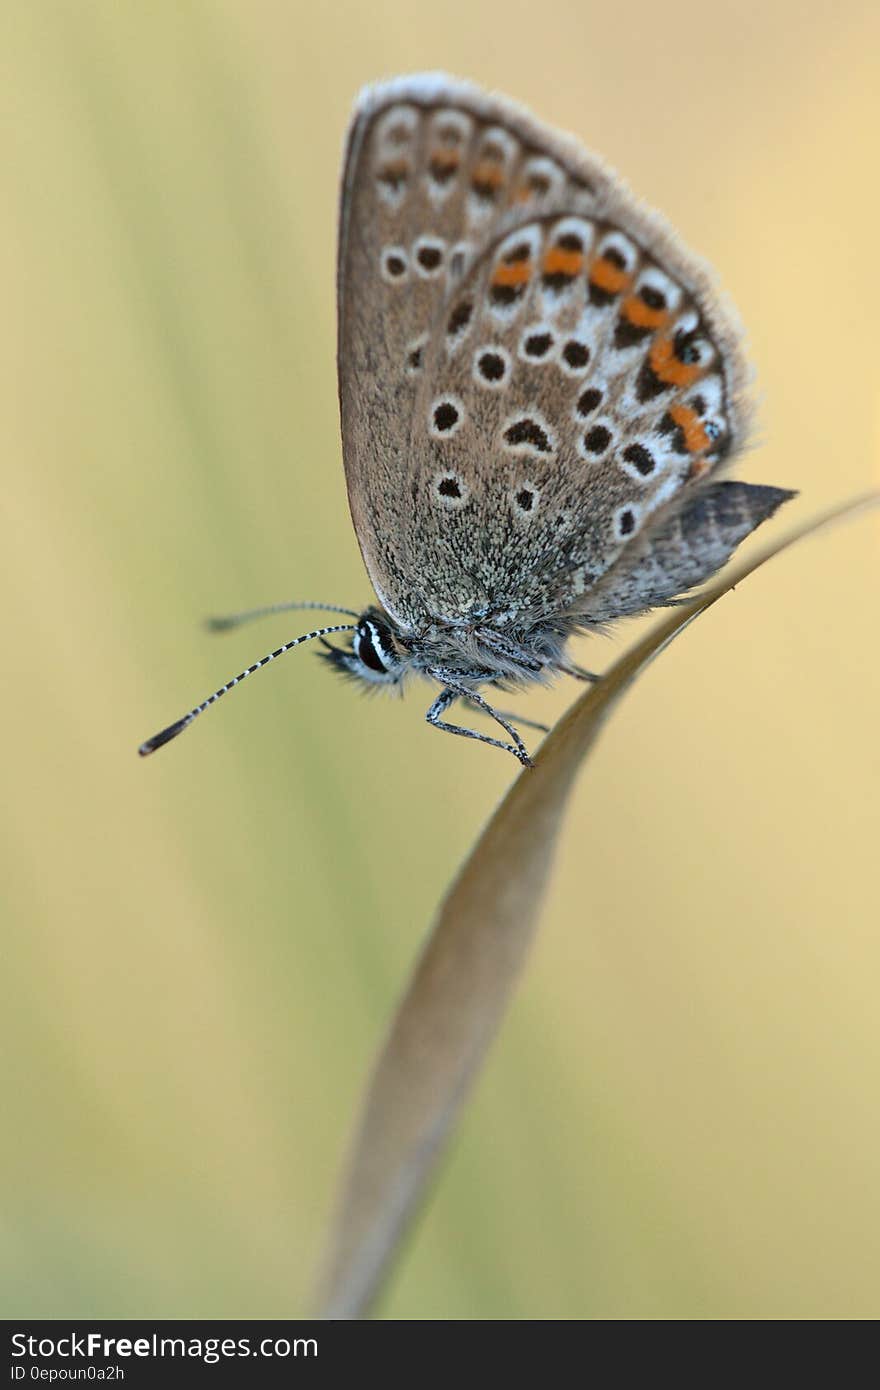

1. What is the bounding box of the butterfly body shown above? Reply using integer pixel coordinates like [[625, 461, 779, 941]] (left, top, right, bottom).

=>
[[321, 605, 570, 690], [139, 74, 793, 765]]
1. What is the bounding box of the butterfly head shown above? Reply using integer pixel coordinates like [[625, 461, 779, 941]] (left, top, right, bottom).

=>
[[319, 608, 411, 687]]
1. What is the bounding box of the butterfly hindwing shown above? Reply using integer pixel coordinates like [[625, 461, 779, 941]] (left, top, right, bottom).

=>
[[407, 212, 751, 624]]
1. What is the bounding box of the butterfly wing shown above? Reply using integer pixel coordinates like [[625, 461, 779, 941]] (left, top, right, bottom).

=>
[[338, 74, 597, 626], [338, 74, 753, 631]]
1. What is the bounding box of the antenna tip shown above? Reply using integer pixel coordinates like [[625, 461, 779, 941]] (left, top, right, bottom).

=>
[[138, 713, 194, 757]]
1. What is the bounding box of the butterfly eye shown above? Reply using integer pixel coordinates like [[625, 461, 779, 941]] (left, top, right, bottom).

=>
[[354, 619, 400, 676], [355, 633, 385, 673]]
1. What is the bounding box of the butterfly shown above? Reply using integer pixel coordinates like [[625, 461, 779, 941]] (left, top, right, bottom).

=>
[[139, 73, 793, 767]]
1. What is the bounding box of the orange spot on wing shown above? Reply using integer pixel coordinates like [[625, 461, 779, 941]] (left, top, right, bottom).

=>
[[492, 260, 532, 288], [430, 151, 460, 175], [471, 160, 505, 189], [621, 295, 668, 330], [542, 247, 584, 278], [589, 257, 631, 294], [669, 403, 710, 453], [650, 336, 702, 388], [376, 158, 410, 196]]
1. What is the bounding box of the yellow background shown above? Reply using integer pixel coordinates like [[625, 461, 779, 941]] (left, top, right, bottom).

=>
[[3, 0, 879, 1318]]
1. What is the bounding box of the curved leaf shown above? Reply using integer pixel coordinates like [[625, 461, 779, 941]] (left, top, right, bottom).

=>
[[314, 491, 879, 1319]]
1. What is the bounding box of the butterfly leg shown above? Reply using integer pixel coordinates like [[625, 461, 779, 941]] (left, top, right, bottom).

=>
[[463, 696, 550, 735], [425, 685, 534, 767], [477, 628, 600, 684], [475, 627, 544, 673], [557, 659, 601, 682]]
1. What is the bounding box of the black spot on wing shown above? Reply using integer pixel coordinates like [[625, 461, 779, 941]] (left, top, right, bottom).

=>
[[503, 418, 553, 453]]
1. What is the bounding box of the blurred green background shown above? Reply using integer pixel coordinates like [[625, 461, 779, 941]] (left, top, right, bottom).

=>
[[3, 0, 879, 1319]]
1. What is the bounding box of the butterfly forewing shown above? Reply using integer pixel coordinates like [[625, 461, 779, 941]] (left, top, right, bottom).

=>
[[338, 74, 752, 630]]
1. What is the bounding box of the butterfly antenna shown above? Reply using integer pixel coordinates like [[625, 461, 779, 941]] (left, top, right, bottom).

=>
[[206, 599, 360, 632], [138, 623, 356, 757]]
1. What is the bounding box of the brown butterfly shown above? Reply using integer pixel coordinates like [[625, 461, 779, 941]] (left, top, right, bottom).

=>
[[140, 74, 793, 766]]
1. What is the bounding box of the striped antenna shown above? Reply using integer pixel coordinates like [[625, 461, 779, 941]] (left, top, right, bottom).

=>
[[138, 623, 356, 757], [206, 599, 360, 632]]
